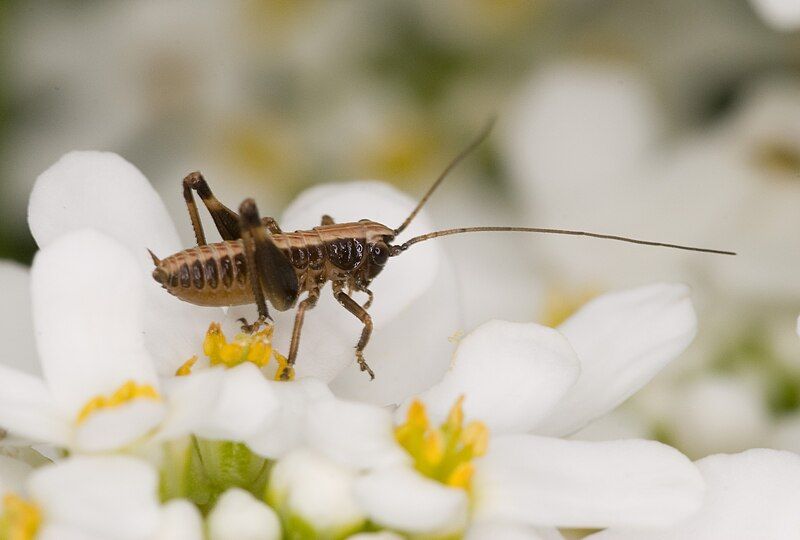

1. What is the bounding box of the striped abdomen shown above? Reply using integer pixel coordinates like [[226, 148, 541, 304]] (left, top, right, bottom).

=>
[[153, 241, 255, 306]]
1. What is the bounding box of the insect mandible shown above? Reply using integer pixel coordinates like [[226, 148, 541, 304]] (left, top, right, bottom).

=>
[[150, 119, 735, 381]]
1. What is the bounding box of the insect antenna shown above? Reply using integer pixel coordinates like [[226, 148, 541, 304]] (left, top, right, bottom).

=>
[[394, 116, 496, 236], [393, 226, 736, 256]]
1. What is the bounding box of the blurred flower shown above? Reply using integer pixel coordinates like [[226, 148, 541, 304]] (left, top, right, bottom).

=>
[[590, 449, 800, 539], [207, 488, 281, 540], [302, 286, 704, 536], [0, 455, 175, 540]]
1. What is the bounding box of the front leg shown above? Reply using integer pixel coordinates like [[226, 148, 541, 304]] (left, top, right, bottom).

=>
[[333, 283, 375, 380], [283, 289, 321, 380]]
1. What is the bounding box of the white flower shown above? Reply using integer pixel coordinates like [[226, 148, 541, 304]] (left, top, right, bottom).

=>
[[154, 499, 204, 540], [0, 229, 280, 453], [303, 285, 703, 536], [0, 455, 169, 540], [748, 0, 800, 30], [267, 448, 366, 538], [591, 449, 800, 539], [207, 488, 281, 540]]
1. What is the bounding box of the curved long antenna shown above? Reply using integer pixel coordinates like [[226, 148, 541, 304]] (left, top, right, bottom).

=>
[[394, 116, 496, 236], [394, 226, 736, 256]]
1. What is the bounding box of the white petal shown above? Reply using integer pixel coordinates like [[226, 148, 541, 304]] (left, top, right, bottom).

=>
[[749, 0, 800, 30], [0, 455, 33, 494], [28, 151, 181, 257], [154, 499, 204, 540], [194, 363, 279, 441], [29, 455, 160, 540], [74, 400, 166, 452], [305, 398, 409, 471], [0, 261, 38, 375], [207, 488, 281, 540], [354, 466, 468, 534], [474, 435, 704, 529], [31, 230, 159, 417], [591, 449, 800, 539], [466, 522, 563, 540], [279, 181, 441, 325], [535, 283, 696, 436], [247, 378, 333, 459], [268, 449, 365, 535], [404, 320, 580, 433], [327, 261, 461, 405], [157, 370, 225, 441], [0, 364, 69, 445]]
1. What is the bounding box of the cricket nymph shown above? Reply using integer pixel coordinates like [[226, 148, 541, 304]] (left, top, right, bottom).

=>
[[152, 221, 396, 309], [151, 118, 734, 381]]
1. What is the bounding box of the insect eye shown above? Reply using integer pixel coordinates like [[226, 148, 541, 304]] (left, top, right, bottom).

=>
[[369, 243, 389, 266]]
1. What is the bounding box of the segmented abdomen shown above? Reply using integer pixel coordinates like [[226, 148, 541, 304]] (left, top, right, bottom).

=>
[[158, 241, 255, 307]]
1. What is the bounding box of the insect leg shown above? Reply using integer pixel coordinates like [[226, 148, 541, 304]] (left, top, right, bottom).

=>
[[182, 174, 207, 245], [262, 217, 282, 234], [282, 288, 321, 380], [183, 171, 242, 240], [321, 214, 335, 226], [362, 288, 374, 310], [333, 286, 375, 380], [237, 200, 271, 330]]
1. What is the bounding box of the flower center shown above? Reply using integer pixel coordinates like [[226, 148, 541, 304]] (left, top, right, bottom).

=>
[[189, 322, 291, 380], [395, 397, 488, 490], [76, 380, 160, 425], [0, 493, 41, 540]]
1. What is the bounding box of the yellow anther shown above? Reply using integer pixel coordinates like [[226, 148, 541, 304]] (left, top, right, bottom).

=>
[[76, 380, 160, 425], [395, 398, 490, 492], [1, 493, 41, 540], [444, 395, 465, 434], [422, 431, 445, 466], [446, 462, 475, 489], [175, 356, 198, 377], [203, 322, 277, 369], [461, 421, 489, 457]]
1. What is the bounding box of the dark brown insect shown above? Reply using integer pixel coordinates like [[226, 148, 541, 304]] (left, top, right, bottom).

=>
[[150, 120, 735, 381]]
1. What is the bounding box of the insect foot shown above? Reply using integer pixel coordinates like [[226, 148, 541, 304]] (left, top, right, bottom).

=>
[[356, 351, 375, 380], [238, 316, 269, 334]]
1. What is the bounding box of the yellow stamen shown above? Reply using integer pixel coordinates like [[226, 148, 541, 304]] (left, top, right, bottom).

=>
[[76, 380, 160, 425], [202, 322, 279, 370], [1, 493, 41, 540], [446, 462, 475, 489], [461, 421, 489, 457], [175, 356, 198, 377], [394, 398, 490, 492]]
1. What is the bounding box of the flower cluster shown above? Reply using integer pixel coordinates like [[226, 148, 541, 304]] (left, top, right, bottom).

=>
[[0, 152, 797, 539]]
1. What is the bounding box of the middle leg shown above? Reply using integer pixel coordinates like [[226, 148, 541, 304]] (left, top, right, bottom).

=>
[[283, 288, 321, 380]]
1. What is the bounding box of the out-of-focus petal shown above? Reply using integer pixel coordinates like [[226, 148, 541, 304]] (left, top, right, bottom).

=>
[[535, 283, 696, 436], [305, 398, 409, 471], [0, 261, 38, 376], [247, 378, 333, 459], [591, 449, 800, 539], [0, 364, 68, 445], [466, 522, 564, 540], [28, 151, 181, 258], [749, 0, 800, 30], [154, 499, 204, 540], [30, 231, 160, 418], [28, 455, 161, 540], [74, 401, 166, 452], [268, 449, 365, 537], [474, 435, 704, 529], [354, 466, 468, 535], [207, 488, 281, 540], [404, 320, 580, 433], [0, 455, 33, 494]]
